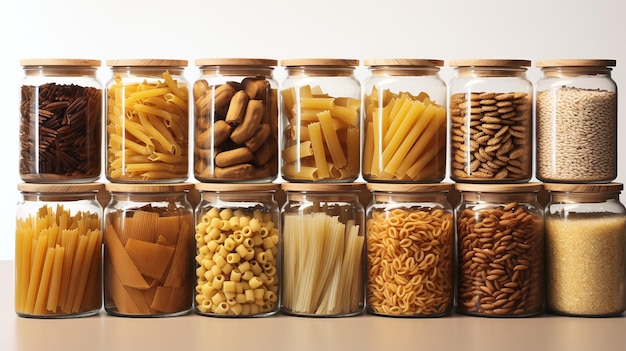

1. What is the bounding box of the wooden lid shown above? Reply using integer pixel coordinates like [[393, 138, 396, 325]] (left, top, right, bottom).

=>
[[536, 59, 616, 68], [364, 58, 444, 67], [449, 59, 531, 68], [543, 182, 623, 193], [18, 182, 105, 193], [106, 59, 188, 67], [195, 58, 278, 67], [20, 58, 101, 67], [366, 182, 453, 193], [280, 58, 359, 67], [105, 182, 194, 193], [195, 183, 279, 192], [455, 182, 542, 193], [281, 182, 366, 192]]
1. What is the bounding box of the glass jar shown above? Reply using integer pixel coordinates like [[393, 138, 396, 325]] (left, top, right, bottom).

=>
[[449, 59, 533, 183], [365, 183, 454, 317], [19, 59, 102, 183], [280, 58, 361, 182], [193, 58, 279, 183], [455, 183, 544, 317], [281, 182, 365, 316], [15, 182, 104, 318], [535, 59, 618, 183], [105, 59, 189, 183], [544, 183, 626, 316], [362, 59, 447, 183], [103, 183, 194, 317], [194, 183, 280, 317]]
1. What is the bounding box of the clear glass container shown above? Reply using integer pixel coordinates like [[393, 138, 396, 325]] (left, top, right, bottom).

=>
[[362, 59, 447, 182], [15, 182, 104, 318], [19, 59, 102, 183], [449, 59, 533, 183]]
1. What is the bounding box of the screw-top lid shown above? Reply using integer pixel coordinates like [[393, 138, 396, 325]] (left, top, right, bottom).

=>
[[18, 182, 105, 193], [105, 182, 194, 193], [106, 59, 188, 67], [536, 59, 616, 68], [455, 182, 542, 193], [195, 58, 278, 67], [281, 182, 366, 192], [364, 58, 444, 67], [195, 183, 279, 192], [449, 59, 531, 68], [280, 58, 359, 67], [543, 182, 623, 193], [20, 58, 101, 67], [366, 182, 453, 193]]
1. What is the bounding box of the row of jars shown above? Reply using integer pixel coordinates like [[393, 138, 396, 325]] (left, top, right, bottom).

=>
[[15, 181, 626, 318], [19, 57, 618, 185]]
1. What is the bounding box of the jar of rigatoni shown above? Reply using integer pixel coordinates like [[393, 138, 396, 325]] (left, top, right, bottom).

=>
[[105, 59, 189, 183], [280, 59, 361, 182]]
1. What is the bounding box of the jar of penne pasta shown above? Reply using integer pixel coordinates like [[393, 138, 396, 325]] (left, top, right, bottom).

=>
[[362, 59, 447, 183], [103, 183, 194, 317], [281, 182, 366, 317], [193, 58, 279, 183], [15, 182, 105, 318], [193, 183, 280, 317], [19, 59, 102, 183], [280, 58, 361, 182], [105, 59, 189, 183], [449, 59, 533, 183]]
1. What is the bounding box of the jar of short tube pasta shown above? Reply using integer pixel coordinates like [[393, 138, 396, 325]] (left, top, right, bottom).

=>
[[280, 59, 361, 182], [105, 59, 189, 183], [15, 182, 105, 318], [19, 59, 102, 183], [544, 183, 626, 317], [455, 183, 544, 317], [362, 59, 447, 183], [194, 183, 280, 317], [449, 59, 533, 183], [103, 183, 194, 317], [365, 183, 454, 317]]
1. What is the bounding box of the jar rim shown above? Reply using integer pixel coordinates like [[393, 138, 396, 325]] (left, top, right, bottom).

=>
[[106, 59, 188, 67], [367, 182, 453, 193], [281, 182, 366, 192], [280, 58, 359, 67], [195, 182, 279, 192], [20, 58, 101, 67], [18, 182, 105, 193], [195, 58, 278, 67], [543, 182, 623, 193], [449, 59, 531, 68], [455, 182, 542, 193], [364, 58, 444, 67], [536, 59, 616, 68], [105, 182, 193, 193]]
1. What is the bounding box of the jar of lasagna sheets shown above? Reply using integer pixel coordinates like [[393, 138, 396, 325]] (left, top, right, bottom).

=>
[[105, 59, 189, 183], [362, 59, 447, 183], [103, 183, 194, 317], [280, 59, 361, 182]]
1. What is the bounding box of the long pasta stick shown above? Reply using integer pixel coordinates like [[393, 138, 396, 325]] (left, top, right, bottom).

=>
[[318, 111, 347, 168], [381, 101, 426, 167], [63, 235, 88, 313], [71, 230, 101, 313], [46, 246, 65, 313], [58, 228, 78, 311], [34, 247, 55, 314], [24, 235, 48, 314], [307, 123, 330, 179]]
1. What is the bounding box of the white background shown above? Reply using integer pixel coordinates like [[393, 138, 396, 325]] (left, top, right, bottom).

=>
[[1, 0, 625, 260]]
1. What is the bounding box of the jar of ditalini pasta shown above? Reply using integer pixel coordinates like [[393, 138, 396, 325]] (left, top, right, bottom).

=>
[[536, 59, 617, 183], [194, 183, 280, 317], [280, 59, 361, 182], [281, 182, 366, 316], [362, 59, 447, 183], [449, 59, 533, 183], [15, 182, 105, 318], [103, 183, 194, 317], [544, 183, 626, 317], [455, 183, 544, 317], [193, 58, 279, 183], [105, 59, 189, 183], [365, 183, 454, 317], [19, 59, 102, 183]]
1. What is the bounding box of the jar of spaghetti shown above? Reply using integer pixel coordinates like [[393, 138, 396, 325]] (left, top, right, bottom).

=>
[[362, 59, 447, 183], [19, 59, 102, 183], [105, 59, 189, 183], [280, 59, 361, 182], [103, 183, 194, 317], [15, 182, 104, 318], [281, 182, 365, 316], [194, 183, 280, 317], [365, 183, 454, 317], [193, 58, 279, 183]]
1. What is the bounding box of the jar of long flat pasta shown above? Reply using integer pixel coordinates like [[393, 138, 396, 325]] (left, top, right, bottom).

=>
[[281, 182, 365, 316], [362, 59, 447, 183], [193, 58, 279, 183], [544, 183, 626, 317], [536, 59, 617, 183], [449, 59, 533, 183], [103, 183, 194, 317], [105, 59, 189, 183], [455, 183, 544, 317], [19, 59, 102, 183], [280, 59, 361, 182], [194, 183, 280, 317], [365, 183, 454, 317], [15, 182, 104, 318]]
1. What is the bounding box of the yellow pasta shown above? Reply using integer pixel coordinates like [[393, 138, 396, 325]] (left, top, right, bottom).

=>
[[307, 122, 330, 179], [318, 110, 346, 168]]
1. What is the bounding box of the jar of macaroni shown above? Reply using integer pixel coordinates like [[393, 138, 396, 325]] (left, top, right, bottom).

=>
[[280, 58, 361, 182], [193, 58, 279, 183], [544, 183, 626, 317], [105, 59, 189, 183], [15, 182, 104, 318], [536, 59, 617, 183], [281, 182, 365, 317], [194, 183, 280, 317], [365, 183, 454, 317], [103, 183, 194, 317], [19, 59, 102, 183], [455, 183, 544, 317], [362, 59, 447, 183], [449, 59, 533, 183]]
